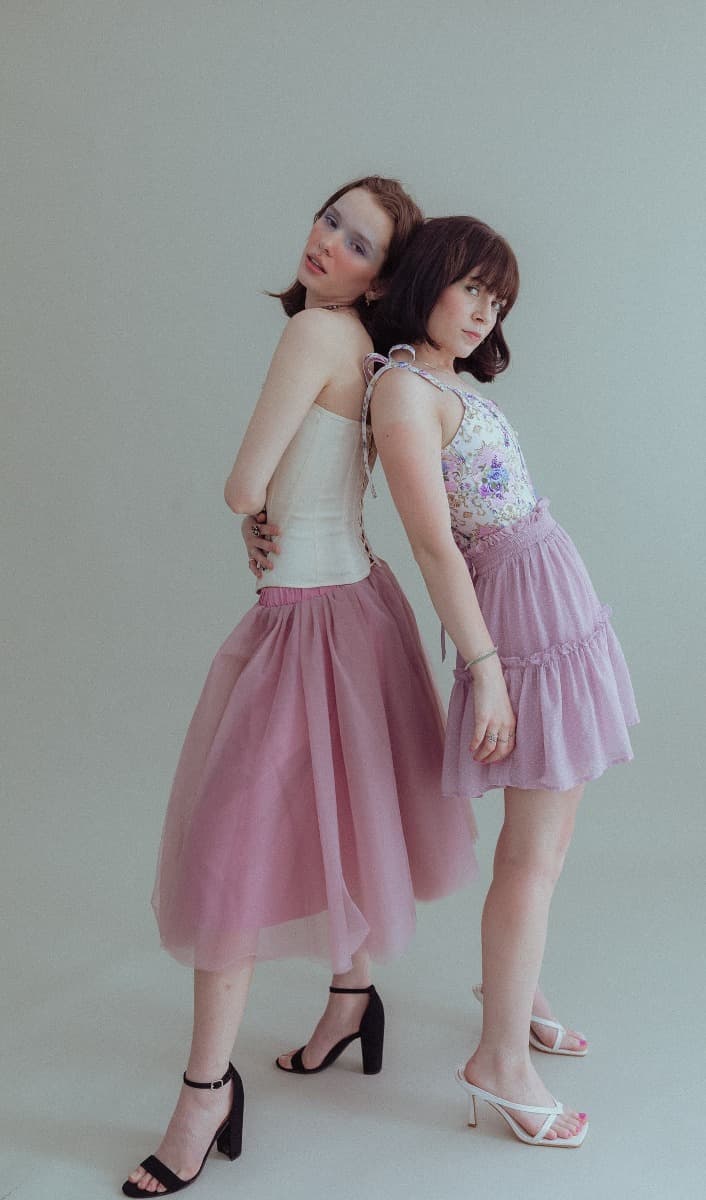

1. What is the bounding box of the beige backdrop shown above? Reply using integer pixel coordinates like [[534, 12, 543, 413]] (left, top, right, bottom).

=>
[[2, 2, 704, 1198]]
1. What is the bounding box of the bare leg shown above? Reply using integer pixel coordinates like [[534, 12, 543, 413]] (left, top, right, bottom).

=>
[[463, 785, 587, 1141], [474, 980, 588, 1053], [126, 958, 254, 1194], [277, 947, 372, 1070]]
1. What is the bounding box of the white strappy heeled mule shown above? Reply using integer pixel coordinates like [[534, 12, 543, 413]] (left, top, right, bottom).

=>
[[454, 1066, 588, 1148], [471, 984, 588, 1056]]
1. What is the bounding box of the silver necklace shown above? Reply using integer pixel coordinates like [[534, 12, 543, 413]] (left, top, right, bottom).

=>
[[414, 359, 458, 378]]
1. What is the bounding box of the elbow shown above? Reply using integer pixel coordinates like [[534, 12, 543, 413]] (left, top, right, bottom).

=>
[[412, 537, 460, 576], [223, 476, 263, 515]]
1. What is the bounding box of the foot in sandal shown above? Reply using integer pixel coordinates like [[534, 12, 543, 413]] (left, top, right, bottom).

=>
[[456, 1056, 588, 1146], [472, 983, 588, 1055]]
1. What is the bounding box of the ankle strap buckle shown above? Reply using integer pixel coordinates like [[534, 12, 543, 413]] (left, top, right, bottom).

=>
[[183, 1062, 233, 1090]]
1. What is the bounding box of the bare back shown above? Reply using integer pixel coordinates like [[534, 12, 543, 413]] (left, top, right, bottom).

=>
[[312, 309, 374, 422]]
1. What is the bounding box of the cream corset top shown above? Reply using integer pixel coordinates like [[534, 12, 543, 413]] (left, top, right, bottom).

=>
[[259, 403, 373, 591]]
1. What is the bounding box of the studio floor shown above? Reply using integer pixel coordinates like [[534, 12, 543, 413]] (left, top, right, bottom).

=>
[[3, 797, 702, 1200]]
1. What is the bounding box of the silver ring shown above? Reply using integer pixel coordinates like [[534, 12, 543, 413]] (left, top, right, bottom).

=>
[[486, 731, 498, 744], [250, 524, 260, 536], [496, 735, 510, 743]]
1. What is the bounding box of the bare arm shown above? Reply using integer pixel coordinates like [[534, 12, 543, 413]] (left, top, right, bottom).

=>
[[224, 309, 343, 515], [371, 370, 516, 760], [371, 370, 492, 661]]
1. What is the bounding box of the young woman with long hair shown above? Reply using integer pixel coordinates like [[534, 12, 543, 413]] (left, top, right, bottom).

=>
[[123, 182, 478, 1195]]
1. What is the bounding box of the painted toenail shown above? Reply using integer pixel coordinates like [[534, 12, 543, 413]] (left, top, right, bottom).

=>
[[579, 1038, 587, 1046], [579, 1112, 587, 1120]]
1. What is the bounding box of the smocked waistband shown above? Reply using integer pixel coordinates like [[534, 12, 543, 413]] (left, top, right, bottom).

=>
[[258, 581, 350, 607], [464, 498, 557, 576]]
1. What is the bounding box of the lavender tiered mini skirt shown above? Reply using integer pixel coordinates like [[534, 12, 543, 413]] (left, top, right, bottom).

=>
[[442, 499, 639, 799], [153, 560, 477, 974]]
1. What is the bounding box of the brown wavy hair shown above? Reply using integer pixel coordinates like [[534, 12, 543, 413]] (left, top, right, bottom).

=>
[[371, 216, 520, 382], [271, 176, 423, 328]]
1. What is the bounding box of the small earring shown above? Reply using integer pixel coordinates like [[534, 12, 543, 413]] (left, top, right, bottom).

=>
[[365, 294, 372, 306]]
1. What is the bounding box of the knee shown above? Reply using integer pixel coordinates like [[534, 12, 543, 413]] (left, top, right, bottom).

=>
[[494, 828, 572, 891]]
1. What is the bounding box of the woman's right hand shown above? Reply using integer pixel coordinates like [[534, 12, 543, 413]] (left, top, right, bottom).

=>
[[241, 510, 281, 581], [468, 656, 517, 764]]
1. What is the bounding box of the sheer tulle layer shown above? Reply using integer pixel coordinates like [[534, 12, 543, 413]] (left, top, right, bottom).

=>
[[153, 561, 477, 973], [443, 500, 639, 798]]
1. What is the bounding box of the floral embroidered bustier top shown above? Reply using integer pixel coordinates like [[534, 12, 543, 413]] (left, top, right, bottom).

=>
[[363, 345, 537, 555]]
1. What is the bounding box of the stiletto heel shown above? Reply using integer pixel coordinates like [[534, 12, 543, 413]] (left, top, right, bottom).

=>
[[122, 1062, 244, 1196], [276, 984, 385, 1075], [454, 1066, 588, 1148], [467, 1094, 478, 1127]]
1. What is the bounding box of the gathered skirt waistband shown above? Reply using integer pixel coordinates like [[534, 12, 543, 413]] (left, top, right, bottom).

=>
[[258, 572, 374, 607], [465, 498, 557, 576]]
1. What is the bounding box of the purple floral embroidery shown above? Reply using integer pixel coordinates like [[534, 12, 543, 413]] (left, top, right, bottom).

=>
[[478, 454, 510, 501], [440, 386, 536, 548]]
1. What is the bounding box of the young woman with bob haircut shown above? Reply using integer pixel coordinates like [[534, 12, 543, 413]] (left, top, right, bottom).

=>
[[122, 182, 479, 1196], [364, 215, 637, 1147]]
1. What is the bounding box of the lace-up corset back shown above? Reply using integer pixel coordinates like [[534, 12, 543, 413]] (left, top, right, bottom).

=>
[[363, 346, 537, 555], [260, 402, 373, 590]]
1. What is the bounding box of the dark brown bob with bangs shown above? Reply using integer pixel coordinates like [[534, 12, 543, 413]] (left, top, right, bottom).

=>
[[371, 216, 520, 382], [270, 175, 423, 326]]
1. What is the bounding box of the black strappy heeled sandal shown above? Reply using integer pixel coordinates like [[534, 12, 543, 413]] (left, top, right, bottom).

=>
[[121, 1062, 244, 1196], [275, 984, 385, 1076]]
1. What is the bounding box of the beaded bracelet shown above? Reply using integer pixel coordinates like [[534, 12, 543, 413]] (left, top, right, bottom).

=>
[[464, 647, 498, 670]]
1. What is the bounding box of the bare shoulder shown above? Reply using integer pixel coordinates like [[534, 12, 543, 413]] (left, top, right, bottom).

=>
[[286, 307, 368, 353], [279, 306, 332, 353], [371, 365, 443, 431]]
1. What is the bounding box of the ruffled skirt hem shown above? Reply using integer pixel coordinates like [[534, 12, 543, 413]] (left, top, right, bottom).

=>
[[442, 502, 638, 799]]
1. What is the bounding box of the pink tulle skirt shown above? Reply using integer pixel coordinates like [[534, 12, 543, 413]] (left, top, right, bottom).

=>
[[152, 560, 477, 973], [443, 499, 639, 799]]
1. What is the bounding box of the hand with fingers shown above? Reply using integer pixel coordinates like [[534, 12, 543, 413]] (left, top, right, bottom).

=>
[[468, 654, 517, 764], [241, 509, 281, 580]]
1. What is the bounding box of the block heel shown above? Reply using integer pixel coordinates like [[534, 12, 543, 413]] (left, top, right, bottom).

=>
[[122, 1062, 244, 1195], [359, 986, 385, 1074], [276, 984, 385, 1076], [215, 1067, 244, 1160]]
